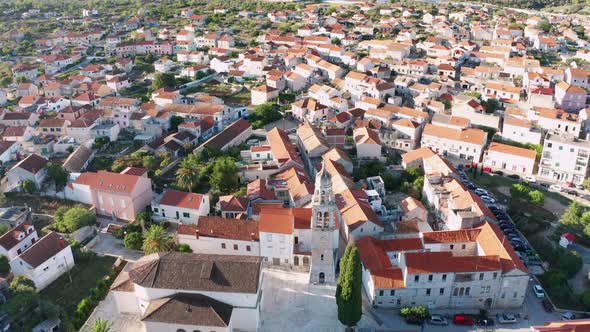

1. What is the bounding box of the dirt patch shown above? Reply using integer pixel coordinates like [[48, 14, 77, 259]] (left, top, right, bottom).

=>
[[496, 185, 567, 218]]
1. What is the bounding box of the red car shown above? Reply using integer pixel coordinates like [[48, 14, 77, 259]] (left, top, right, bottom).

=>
[[453, 315, 476, 325]]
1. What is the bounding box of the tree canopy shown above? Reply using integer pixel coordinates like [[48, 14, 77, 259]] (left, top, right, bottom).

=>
[[336, 242, 362, 328], [47, 163, 69, 190], [55, 207, 97, 233], [142, 224, 174, 254], [152, 72, 176, 90]]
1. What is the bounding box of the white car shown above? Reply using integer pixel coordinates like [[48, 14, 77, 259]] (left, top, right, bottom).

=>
[[429, 314, 448, 326], [498, 313, 518, 324], [549, 184, 562, 192], [562, 312, 576, 320], [533, 285, 545, 298], [480, 195, 496, 204], [524, 176, 537, 183]]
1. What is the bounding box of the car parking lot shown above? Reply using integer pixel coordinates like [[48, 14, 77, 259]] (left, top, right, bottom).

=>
[[456, 169, 544, 270]]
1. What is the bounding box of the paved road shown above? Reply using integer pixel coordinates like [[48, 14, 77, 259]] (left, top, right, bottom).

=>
[[371, 279, 563, 332]]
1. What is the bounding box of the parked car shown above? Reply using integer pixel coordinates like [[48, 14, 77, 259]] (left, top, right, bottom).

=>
[[429, 314, 448, 326], [562, 312, 575, 321], [474, 188, 489, 196], [533, 285, 545, 298], [480, 195, 496, 204], [565, 189, 578, 196], [524, 176, 537, 183], [457, 164, 464, 170], [495, 212, 509, 220], [498, 313, 518, 324], [492, 170, 504, 176], [549, 184, 562, 192], [477, 317, 495, 326], [508, 174, 520, 180], [453, 315, 475, 325]]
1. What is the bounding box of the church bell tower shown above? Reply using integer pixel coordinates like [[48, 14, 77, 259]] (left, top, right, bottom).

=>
[[309, 160, 339, 284]]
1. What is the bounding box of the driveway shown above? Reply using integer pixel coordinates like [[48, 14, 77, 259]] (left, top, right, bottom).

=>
[[88, 233, 144, 262]]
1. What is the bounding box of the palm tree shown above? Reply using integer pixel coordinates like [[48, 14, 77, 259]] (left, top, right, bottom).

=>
[[176, 166, 199, 192], [142, 224, 173, 254], [91, 319, 112, 332]]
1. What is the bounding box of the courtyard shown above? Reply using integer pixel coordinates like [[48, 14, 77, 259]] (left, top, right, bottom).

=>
[[260, 269, 377, 332]]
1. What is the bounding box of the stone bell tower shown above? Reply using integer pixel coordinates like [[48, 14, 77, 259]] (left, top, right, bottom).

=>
[[309, 160, 339, 284]]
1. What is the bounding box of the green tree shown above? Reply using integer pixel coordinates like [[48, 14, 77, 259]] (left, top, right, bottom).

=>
[[47, 163, 69, 190], [124, 232, 143, 250], [3, 276, 38, 317], [336, 242, 362, 328], [581, 289, 590, 310], [176, 156, 200, 192], [561, 201, 583, 227], [170, 115, 184, 131], [21, 180, 35, 193], [528, 190, 545, 206], [510, 183, 529, 201], [152, 72, 176, 90], [0, 225, 7, 236], [556, 250, 583, 278], [0, 256, 9, 275], [209, 157, 239, 194], [91, 319, 112, 332], [39, 300, 60, 320], [56, 207, 96, 233], [536, 20, 552, 33], [142, 224, 173, 254], [142, 155, 158, 170]]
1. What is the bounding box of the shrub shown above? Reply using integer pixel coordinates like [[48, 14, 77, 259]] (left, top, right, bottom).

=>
[[176, 244, 193, 253], [124, 232, 143, 250], [400, 305, 430, 320]]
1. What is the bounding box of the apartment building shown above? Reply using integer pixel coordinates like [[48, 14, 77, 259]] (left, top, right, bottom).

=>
[[421, 124, 487, 162], [357, 222, 529, 309], [501, 116, 543, 145], [538, 131, 590, 185], [483, 142, 537, 176]]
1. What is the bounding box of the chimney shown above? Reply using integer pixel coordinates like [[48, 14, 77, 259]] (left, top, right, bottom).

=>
[[251, 232, 256, 241], [195, 229, 199, 239], [58, 236, 66, 248]]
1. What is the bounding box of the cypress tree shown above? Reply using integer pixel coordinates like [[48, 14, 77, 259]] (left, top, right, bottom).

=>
[[336, 242, 362, 329]]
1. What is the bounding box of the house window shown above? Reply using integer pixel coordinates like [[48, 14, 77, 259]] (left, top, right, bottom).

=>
[[426, 289, 431, 296], [465, 287, 470, 296], [479, 273, 484, 280], [442, 274, 447, 281], [121, 199, 126, 208], [390, 290, 395, 296], [493, 272, 497, 279], [153, 208, 159, 213], [183, 212, 190, 218], [321, 254, 324, 261], [450, 244, 454, 250], [246, 245, 251, 251], [461, 244, 466, 249], [221, 243, 226, 249], [379, 290, 384, 296], [233, 244, 238, 250], [440, 288, 444, 295], [428, 275, 433, 282], [453, 288, 459, 296], [414, 275, 419, 282]]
